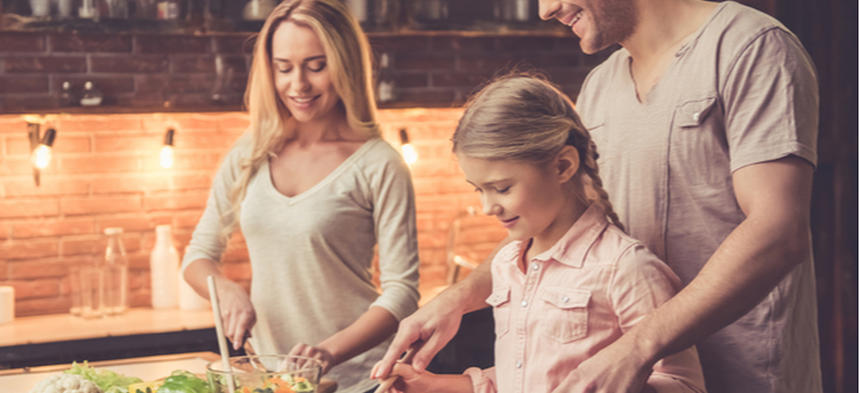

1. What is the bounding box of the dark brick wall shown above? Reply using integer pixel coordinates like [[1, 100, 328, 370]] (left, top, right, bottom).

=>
[[0, 30, 608, 113]]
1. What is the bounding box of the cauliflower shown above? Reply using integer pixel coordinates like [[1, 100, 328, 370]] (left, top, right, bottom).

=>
[[29, 373, 101, 393]]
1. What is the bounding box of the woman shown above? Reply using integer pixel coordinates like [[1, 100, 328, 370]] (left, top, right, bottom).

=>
[[181, 1, 420, 392]]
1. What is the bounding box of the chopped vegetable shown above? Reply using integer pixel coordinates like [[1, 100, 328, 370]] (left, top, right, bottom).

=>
[[29, 373, 101, 393], [65, 361, 142, 393], [155, 370, 209, 393], [128, 380, 163, 393]]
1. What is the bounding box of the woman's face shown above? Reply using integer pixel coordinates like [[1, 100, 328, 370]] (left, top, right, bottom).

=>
[[271, 21, 341, 124]]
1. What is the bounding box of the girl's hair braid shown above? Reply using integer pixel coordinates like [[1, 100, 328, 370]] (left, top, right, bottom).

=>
[[578, 138, 625, 232]]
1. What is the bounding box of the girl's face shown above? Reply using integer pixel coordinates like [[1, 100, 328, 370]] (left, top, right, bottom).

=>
[[457, 154, 575, 246], [271, 21, 341, 124]]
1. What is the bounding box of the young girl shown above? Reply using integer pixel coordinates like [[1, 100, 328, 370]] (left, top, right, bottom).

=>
[[379, 75, 706, 393], [181, 1, 419, 392]]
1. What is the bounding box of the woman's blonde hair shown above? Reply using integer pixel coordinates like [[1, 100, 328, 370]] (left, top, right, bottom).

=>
[[452, 74, 624, 231], [223, 0, 379, 239]]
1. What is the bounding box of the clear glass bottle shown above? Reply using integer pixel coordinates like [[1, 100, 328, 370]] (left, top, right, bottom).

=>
[[150, 225, 179, 309], [103, 227, 129, 315]]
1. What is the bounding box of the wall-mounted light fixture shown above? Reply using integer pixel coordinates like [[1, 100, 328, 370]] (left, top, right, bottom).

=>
[[28, 123, 57, 186], [399, 128, 417, 166], [160, 128, 175, 169]]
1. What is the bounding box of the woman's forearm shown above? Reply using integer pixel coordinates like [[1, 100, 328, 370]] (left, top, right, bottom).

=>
[[318, 306, 399, 368], [183, 258, 223, 300]]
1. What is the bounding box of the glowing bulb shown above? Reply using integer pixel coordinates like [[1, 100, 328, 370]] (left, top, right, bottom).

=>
[[401, 143, 418, 166], [32, 144, 52, 169], [160, 145, 174, 168]]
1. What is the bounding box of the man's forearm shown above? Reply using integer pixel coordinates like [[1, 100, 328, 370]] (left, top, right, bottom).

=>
[[447, 260, 493, 315], [627, 213, 810, 363]]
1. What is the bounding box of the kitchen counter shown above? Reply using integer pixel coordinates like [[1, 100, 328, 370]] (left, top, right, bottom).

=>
[[0, 352, 337, 393], [0, 308, 214, 347], [0, 308, 226, 370]]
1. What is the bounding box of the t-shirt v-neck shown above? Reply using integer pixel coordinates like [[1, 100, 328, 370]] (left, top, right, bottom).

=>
[[624, 2, 726, 105], [263, 138, 376, 205]]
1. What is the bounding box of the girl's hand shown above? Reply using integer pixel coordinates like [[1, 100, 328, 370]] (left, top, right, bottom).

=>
[[215, 277, 257, 351], [384, 364, 471, 393], [288, 343, 336, 375]]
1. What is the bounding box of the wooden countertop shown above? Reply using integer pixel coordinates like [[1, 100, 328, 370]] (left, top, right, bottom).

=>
[[0, 285, 448, 348], [0, 308, 214, 347]]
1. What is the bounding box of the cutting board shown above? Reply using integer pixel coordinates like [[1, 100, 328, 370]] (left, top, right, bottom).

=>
[[0, 352, 336, 393]]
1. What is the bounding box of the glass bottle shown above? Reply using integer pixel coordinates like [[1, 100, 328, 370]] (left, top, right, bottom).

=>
[[103, 227, 129, 315], [150, 225, 179, 309], [59, 81, 75, 107], [377, 52, 396, 104]]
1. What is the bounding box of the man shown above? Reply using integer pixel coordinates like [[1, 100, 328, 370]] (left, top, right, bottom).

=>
[[372, 0, 822, 392]]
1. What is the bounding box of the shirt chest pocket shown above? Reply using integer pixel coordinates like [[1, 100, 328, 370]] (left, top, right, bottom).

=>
[[486, 286, 512, 339], [538, 287, 591, 343], [672, 96, 731, 186]]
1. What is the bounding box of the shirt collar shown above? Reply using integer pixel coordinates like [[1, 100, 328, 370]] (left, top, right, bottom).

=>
[[526, 204, 609, 268]]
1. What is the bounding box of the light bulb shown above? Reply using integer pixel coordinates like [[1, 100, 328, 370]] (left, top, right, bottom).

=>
[[401, 143, 418, 166], [32, 144, 52, 169], [160, 145, 174, 168]]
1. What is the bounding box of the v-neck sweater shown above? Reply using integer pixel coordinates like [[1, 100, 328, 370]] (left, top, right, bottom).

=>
[[182, 135, 420, 393]]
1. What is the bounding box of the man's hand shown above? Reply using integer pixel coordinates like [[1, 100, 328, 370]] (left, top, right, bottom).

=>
[[550, 335, 654, 393], [371, 297, 464, 379], [372, 240, 503, 380]]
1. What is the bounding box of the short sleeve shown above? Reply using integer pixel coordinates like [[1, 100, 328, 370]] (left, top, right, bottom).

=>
[[722, 28, 818, 172], [608, 244, 680, 330]]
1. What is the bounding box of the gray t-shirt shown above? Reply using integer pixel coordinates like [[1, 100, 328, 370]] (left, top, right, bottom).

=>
[[183, 136, 420, 393], [575, 2, 821, 392]]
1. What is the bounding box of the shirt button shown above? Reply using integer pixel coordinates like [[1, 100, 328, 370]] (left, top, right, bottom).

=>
[[531, 263, 539, 271], [692, 112, 701, 122], [515, 360, 522, 369], [521, 300, 528, 308], [562, 296, 570, 303]]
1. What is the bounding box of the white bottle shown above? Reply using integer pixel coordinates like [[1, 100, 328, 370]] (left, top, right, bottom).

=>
[[150, 225, 179, 309]]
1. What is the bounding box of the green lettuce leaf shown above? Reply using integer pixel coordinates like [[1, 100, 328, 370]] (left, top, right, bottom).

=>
[[65, 361, 143, 393]]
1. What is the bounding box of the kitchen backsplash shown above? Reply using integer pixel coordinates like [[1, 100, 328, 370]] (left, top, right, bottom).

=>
[[0, 109, 507, 316]]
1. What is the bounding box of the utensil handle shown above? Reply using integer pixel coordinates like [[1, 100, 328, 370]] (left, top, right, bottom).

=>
[[207, 275, 236, 393]]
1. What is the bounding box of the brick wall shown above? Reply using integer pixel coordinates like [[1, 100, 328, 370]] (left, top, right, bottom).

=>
[[0, 109, 508, 317], [0, 30, 606, 112], [0, 28, 602, 317]]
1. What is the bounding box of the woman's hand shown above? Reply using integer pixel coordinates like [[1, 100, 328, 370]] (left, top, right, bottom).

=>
[[288, 343, 336, 375], [214, 276, 257, 351]]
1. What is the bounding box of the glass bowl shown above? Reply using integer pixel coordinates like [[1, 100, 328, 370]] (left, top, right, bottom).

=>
[[206, 355, 321, 393]]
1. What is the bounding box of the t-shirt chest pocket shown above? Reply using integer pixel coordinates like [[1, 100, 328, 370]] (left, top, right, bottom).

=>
[[538, 287, 591, 343], [672, 96, 731, 186]]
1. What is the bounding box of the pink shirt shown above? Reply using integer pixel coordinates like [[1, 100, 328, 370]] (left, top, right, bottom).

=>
[[464, 205, 707, 393]]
